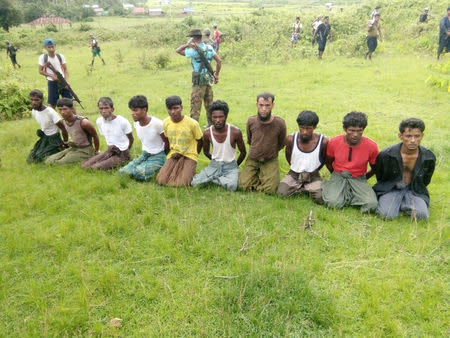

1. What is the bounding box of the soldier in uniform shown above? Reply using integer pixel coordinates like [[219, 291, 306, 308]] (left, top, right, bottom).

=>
[[176, 29, 222, 126]]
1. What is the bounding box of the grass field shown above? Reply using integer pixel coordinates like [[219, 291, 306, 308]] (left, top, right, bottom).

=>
[[0, 6, 449, 336]]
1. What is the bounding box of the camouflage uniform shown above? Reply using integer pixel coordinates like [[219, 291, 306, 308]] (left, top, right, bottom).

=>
[[191, 84, 213, 124]]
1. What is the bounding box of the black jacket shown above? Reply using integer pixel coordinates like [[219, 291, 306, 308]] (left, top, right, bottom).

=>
[[372, 143, 436, 204]]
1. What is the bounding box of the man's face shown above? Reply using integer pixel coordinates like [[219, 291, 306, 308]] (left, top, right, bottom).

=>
[[344, 126, 364, 146], [324, 17, 329, 24], [45, 45, 55, 54], [211, 110, 227, 130], [59, 105, 74, 120], [167, 104, 183, 122], [298, 125, 315, 143], [399, 128, 423, 151], [99, 102, 114, 120], [447, 9, 450, 17], [30, 95, 43, 110], [130, 107, 147, 122], [256, 97, 274, 120]]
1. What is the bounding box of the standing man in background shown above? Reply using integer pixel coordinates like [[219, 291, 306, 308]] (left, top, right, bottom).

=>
[[5, 41, 20, 68], [212, 24, 221, 52], [291, 16, 303, 47], [365, 13, 382, 60], [437, 7, 450, 59], [90, 34, 106, 66], [38, 38, 72, 108], [176, 29, 222, 126], [313, 16, 332, 59]]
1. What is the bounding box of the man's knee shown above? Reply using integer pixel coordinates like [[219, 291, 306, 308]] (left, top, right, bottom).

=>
[[276, 182, 291, 197]]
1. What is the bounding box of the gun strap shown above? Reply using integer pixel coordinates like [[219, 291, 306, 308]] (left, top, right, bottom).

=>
[[193, 45, 214, 76]]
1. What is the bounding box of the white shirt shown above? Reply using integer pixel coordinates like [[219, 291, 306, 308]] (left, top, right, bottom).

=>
[[32, 106, 61, 136], [290, 133, 324, 173], [134, 116, 165, 154], [96, 115, 132, 151], [38, 53, 66, 81], [210, 124, 236, 163]]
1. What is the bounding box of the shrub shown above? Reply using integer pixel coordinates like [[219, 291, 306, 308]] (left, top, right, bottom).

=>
[[45, 23, 58, 33], [78, 23, 92, 32], [0, 66, 31, 121]]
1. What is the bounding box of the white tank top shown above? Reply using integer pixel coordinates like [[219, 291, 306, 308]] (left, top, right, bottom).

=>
[[290, 132, 324, 173], [210, 124, 236, 163]]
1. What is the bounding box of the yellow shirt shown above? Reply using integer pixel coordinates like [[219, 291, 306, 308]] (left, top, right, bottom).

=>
[[163, 116, 203, 161]]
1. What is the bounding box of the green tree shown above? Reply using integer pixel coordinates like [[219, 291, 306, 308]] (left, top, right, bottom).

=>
[[0, 0, 22, 32]]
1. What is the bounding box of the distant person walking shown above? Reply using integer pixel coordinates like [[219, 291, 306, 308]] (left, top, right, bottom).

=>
[[203, 28, 215, 47], [176, 29, 222, 126], [38, 38, 72, 109], [311, 16, 322, 45], [213, 24, 222, 52], [313, 16, 331, 59], [291, 16, 303, 47], [365, 13, 382, 60], [437, 7, 450, 59], [5, 41, 20, 68], [370, 6, 381, 20], [90, 34, 105, 66], [418, 8, 429, 23]]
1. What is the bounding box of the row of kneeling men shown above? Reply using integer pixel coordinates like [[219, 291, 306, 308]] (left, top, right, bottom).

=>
[[27, 90, 436, 220]]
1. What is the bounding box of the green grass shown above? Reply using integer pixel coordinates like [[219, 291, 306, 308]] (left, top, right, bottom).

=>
[[0, 10, 449, 336]]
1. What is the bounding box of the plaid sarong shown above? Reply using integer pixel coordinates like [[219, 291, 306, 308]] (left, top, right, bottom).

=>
[[119, 150, 166, 181]]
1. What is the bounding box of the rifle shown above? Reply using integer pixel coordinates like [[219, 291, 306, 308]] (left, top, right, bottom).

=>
[[45, 62, 85, 110], [191, 43, 216, 85]]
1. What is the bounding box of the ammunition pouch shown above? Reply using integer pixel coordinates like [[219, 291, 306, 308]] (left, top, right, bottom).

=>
[[192, 71, 214, 86]]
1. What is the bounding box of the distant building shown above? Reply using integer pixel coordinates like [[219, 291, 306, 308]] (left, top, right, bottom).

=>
[[123, 3, 135, 10], [93, 8, 104, 16], [132, 7, 146, 15], [148, 8, 165, 17], [182, 7, 195, 14]]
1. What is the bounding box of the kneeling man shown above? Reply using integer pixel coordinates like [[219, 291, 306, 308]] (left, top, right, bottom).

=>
[[191, 100, 246, 191], [238, 92, 286, 194], [82, 97, 133, 170], [119, 95, 168, 181], [276, 110, 328, 203], [322, 111, 378, 212], [373, 118, 435, 220], [27, 89, 68, 163], [45, 98, 99, 165], [156, 96, 203, 187]]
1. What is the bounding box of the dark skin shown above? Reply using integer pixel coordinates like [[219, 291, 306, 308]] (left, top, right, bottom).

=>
[[30, 95, 68, 143], [130, 106, 169, 154], [203, 109, 247, 165], [176, 35, 222, 84], [99, 102, 134, 149], [166, 104, 202, 158], [285, 125, 328, 168], [59, 105, 100, 154], [399, 127, 423, 185], [325, 126, 375, 179]]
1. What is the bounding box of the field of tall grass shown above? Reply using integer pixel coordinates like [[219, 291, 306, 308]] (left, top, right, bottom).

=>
[[0, 0, 449, 335]]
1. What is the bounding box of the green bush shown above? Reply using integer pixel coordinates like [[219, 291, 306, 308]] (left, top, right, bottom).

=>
[[0, 66, 31, 121], [78, 23, 92, 32]]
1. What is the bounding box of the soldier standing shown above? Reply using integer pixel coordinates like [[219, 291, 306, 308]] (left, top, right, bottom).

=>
[[176, 29, 222, 126]]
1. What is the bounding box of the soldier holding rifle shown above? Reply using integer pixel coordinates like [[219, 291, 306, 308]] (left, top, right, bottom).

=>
[[38, 38, 73, 109], [176, 29, 222, 126]]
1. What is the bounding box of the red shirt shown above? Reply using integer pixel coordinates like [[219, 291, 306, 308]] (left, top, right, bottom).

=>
[[327, 135, 378, 178]]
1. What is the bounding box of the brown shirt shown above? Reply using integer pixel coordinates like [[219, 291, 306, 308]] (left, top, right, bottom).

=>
[[246, 115, 286, 160], [63, 116, 91, 147]]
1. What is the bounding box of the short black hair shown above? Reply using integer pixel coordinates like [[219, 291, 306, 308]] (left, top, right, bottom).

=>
[[98, 97, 114, 108], [165, 95, 182, 109], [128, 95, 148, 110], [296, 110, 319, 127], [209, 100, 229, 116], [29, 89, 44, 99], [256, 92, 275, 103], [324, 16, 330, 19], [399, 118, 425, 133], [56, 98, 74, 108], [343, 111, 368, 129]]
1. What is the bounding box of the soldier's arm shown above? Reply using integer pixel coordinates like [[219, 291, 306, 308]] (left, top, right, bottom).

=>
[[61, 62, 69, 82], [213, 54, 221, 83]]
